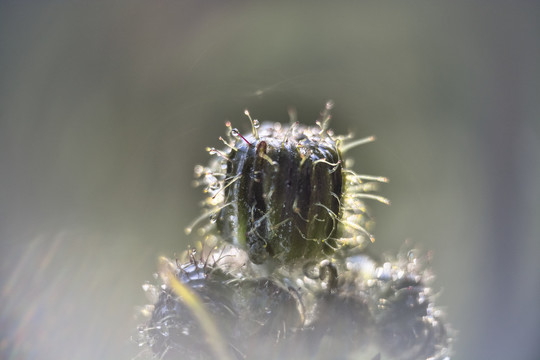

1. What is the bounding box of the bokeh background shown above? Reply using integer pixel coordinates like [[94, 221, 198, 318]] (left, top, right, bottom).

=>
[[1, 1, 539, 359]]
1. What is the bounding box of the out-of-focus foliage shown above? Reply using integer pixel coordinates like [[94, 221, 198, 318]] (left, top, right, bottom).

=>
[[135, 247, 450, 360]]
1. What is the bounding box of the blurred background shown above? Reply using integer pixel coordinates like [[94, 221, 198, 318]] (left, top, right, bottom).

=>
[[1, 1, 539, 359]]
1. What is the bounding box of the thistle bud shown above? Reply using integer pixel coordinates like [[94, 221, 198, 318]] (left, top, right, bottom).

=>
[[193, 105, 388, 266]]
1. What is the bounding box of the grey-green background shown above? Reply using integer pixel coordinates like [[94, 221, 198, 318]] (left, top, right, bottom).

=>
[[1, 1, 539, 359]]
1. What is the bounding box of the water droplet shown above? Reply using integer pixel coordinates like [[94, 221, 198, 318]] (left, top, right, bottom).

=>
[[406, 295, 416, 308], [210, 213, 218, 223], [142, 282, 151, 292], [253, 119, 260, 128], [297, 146, 308, 157], [208, 147, 217, 154], [194, 165, 204, 177], [231, 128, 239, 137]]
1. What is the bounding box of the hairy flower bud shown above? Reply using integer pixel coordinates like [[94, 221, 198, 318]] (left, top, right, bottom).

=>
[[190, 103, 389, 266]]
